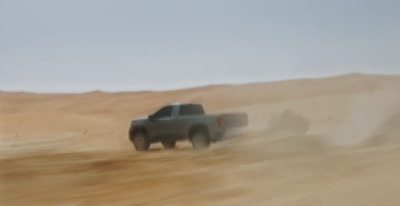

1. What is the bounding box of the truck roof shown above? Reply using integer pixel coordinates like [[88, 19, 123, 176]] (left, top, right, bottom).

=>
[[167, 102, 201, 106]]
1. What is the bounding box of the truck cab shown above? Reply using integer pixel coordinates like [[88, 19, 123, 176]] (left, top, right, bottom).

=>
[[146, 103, 206, 141]]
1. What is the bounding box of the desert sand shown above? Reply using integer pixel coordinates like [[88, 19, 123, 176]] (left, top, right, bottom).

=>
[[1, 73, 400, 205]]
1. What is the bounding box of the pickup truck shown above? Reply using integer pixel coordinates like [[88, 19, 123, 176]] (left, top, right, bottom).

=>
[[129, 103, 248, 151]]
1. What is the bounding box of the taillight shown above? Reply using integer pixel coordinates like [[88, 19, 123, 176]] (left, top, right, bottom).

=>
[[217, 116, 223, 127]]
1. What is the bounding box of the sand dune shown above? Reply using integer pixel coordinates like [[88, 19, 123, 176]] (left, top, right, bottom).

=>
[[1, 73, 400, 205]]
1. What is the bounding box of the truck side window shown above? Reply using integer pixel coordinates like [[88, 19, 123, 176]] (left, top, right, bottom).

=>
[[179, 104, 205, 116], [153, 106, 173, 119]]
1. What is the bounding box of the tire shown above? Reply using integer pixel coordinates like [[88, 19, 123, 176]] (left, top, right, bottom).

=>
[[132, 133, 150, 151], [191, 132, 210, 149], [161, 139, 176, 149]]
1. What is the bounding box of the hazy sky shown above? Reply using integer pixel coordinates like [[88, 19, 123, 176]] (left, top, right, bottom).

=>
[[1, 0, 399, 92]]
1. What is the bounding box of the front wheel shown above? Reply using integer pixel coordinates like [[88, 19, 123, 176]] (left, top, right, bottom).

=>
[[132, 133, 150, 151], [191, 132, 210, 149]]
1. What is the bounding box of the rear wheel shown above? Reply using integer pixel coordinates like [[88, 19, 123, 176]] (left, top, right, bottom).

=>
[[191, 132, 210, 149], [132, 133, 150, 151], [161, 139, 176, 149]]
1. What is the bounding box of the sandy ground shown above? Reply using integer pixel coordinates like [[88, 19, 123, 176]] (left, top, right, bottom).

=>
[[1, 73, 400, 205]]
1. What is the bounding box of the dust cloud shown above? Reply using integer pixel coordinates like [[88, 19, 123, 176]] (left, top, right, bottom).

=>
[[329, 86, 400, 146]]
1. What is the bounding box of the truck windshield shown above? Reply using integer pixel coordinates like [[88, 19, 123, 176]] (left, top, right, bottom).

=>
[[179, 104, 205, 116], [153, 106, 173, 119]]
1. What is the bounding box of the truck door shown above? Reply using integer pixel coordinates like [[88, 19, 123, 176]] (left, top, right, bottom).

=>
[[147, 105, 175, 140], [174, 104, 205, 140]]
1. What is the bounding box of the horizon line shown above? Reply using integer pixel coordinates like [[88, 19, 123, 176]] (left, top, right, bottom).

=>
[[1, 72, 398, 95]]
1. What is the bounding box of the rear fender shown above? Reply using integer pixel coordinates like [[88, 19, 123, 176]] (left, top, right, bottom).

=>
[[188, 124, 210, 141]]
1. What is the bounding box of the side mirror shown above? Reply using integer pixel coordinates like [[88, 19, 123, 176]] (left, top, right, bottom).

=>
[[149, 115, 155, 121]]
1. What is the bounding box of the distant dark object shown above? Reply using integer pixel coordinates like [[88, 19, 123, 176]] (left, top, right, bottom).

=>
[[266, 110, 310, 139], [129, 103, 248, 151]]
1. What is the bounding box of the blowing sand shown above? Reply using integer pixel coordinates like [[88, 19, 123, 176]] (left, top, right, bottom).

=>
[[1, 73, 400, 205]]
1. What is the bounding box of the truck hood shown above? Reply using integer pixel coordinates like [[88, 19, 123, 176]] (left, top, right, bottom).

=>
[[131, 116, 149, 125], [132, 116, 148, 121]]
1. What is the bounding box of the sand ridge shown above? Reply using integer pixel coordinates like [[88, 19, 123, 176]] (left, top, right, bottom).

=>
[[1, 73, 400, 205]]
